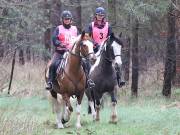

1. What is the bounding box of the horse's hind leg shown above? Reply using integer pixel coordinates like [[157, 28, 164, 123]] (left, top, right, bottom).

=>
[[109, 89, 118, 124], [50, 91, 57, 113]]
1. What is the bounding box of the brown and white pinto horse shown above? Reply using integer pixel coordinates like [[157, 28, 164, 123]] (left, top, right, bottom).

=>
[[46, 32, 95, 129]]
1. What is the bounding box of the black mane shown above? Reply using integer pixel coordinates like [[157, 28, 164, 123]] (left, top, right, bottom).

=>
[[109, 33, 124, 47]]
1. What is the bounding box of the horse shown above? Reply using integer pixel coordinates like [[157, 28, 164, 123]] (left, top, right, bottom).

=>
[[45, 32, 95, 129], [85, 33, 123, 123]]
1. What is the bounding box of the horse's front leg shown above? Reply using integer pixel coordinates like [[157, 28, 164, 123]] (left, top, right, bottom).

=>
[[89, 100, 96, 121], [76, 92, 84, 129], [51, 94, 64, 128], [86, 89, 96, 121], [95, 98, 101, 121], [109, 89, 118, 124]]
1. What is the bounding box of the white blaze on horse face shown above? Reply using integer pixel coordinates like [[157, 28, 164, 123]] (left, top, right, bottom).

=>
[[112, 41, 122, 66], [82, 40, 94, 58]]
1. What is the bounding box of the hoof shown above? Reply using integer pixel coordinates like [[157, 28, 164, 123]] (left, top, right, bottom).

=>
[[57, 123, 64, 129], [95, 118, 100, 121], [76, 124, 81, 129], [109, 120, 118, 124], [109, 115, 118, 124], [92, 114, 96, 121]]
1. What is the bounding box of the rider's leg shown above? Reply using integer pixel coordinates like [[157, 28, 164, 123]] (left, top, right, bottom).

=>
[[46, 52, 62, 90], [82, 59, 95, 88], [46, 61, 56, 90]]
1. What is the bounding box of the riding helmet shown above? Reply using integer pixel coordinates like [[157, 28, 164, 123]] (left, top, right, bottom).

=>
[[95, 7, 106, 15], [61, 10, 73, 19]]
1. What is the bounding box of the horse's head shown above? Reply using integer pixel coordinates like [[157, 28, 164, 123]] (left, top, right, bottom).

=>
[[76, 31, 96, 61], [101, 33, 123, 67]]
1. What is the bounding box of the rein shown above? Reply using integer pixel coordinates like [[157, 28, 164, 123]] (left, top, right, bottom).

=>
[[104, 54, 122, 63]]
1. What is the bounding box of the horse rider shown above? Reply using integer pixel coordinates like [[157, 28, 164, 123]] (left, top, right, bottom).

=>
[[85, 7, 125, 87], [46, 10, 95, 90], [85, 7, 112, 53]]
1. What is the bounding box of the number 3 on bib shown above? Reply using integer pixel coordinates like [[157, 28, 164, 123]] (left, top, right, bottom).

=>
[[99, 33, 103, 39]]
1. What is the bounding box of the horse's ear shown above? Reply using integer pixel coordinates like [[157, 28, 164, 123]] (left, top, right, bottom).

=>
[[81, 31, 85, 39], [119, 32, 122, 38], [110, 33, 114, 39]]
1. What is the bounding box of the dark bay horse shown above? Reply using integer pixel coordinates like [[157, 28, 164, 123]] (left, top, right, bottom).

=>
[[46, 32, 95, 129], [86, 33, 123, 123]]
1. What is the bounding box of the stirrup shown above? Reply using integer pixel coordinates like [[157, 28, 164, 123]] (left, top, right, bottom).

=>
[[87, 79, 95, 88]]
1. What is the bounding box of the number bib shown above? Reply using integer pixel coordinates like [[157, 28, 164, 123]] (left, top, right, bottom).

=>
[[92, 22, 108, 45], [58, 25, 78, 50]]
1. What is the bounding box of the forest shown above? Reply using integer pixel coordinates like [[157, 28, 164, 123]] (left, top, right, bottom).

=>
[[0, 0, 180, 135]]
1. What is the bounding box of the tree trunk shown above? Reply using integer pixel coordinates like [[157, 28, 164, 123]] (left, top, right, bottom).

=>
[[162, 0, 176, 97], [124, 13, 131, 82], [0, 41, 4, 61], [131, 18, 139, 97], [175, 1, 180, 86], [8, 49, 16, 94], [124, 36, 130, 81], [26, 46, 31, 62], [108, 0, 116, 26], [19, 49, 25, 65]]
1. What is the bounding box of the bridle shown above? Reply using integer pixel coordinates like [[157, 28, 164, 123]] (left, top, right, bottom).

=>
[[98, 39, 122, 63], [68, 40, 94, 60]]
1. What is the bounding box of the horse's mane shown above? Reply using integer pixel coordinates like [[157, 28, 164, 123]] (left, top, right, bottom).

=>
[[109, 33, 124, 47], [70, 35, 82, 51]]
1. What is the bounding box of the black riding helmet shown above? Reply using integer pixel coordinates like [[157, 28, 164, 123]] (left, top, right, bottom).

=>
[[61, 10, 72, 29], [61, 10, 73, 20]]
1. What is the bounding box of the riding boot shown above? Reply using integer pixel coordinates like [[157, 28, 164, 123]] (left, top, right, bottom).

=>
[[116, 70, 125, 87], [82, 58, 95, 89], [46, 65, 55, 90]]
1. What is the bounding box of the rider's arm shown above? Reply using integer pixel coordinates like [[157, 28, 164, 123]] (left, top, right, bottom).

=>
[[107, 25, 113, 37], [52, 27, 61, 47]]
